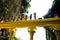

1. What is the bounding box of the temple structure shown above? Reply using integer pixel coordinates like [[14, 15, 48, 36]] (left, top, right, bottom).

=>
[[0, 17, 60, 40]]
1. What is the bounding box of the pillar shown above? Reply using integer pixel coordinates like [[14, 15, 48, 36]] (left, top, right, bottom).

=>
[[9, 28, 15, 40], [28, 26, 36, 40], [9, 28, 13, 40], [55, 30, 60, 40], [29, 31, 35, 40]]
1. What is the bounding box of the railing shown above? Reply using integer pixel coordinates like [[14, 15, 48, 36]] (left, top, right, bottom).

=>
[[0, 17, 60, 40]]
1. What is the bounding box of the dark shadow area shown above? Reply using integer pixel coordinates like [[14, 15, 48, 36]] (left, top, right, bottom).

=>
[[0, 28, 9, 40]]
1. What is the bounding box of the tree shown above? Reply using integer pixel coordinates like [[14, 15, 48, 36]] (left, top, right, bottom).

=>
[[0, 0, 31, 21], [0, 0, 10, 21], [44, 0, 60, 18], [21, 0, 31, 13], [0, 0, 4, 17]]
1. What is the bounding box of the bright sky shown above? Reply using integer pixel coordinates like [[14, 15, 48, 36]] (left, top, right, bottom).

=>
[[15, 28, 30, 40], [28, 0, 54, 19], [15, 27, 46, 40]]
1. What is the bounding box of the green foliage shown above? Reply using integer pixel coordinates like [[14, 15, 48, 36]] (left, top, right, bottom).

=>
[[0, 0, 3, 13], [21, 0, 31, 13], [12, 36, 19, 40], [12, 31, 20, 40], [0, 0, 9, 16], [3, 2, 9, 14], [0, 0, 31, 21], [0, 0, 10, 21]]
